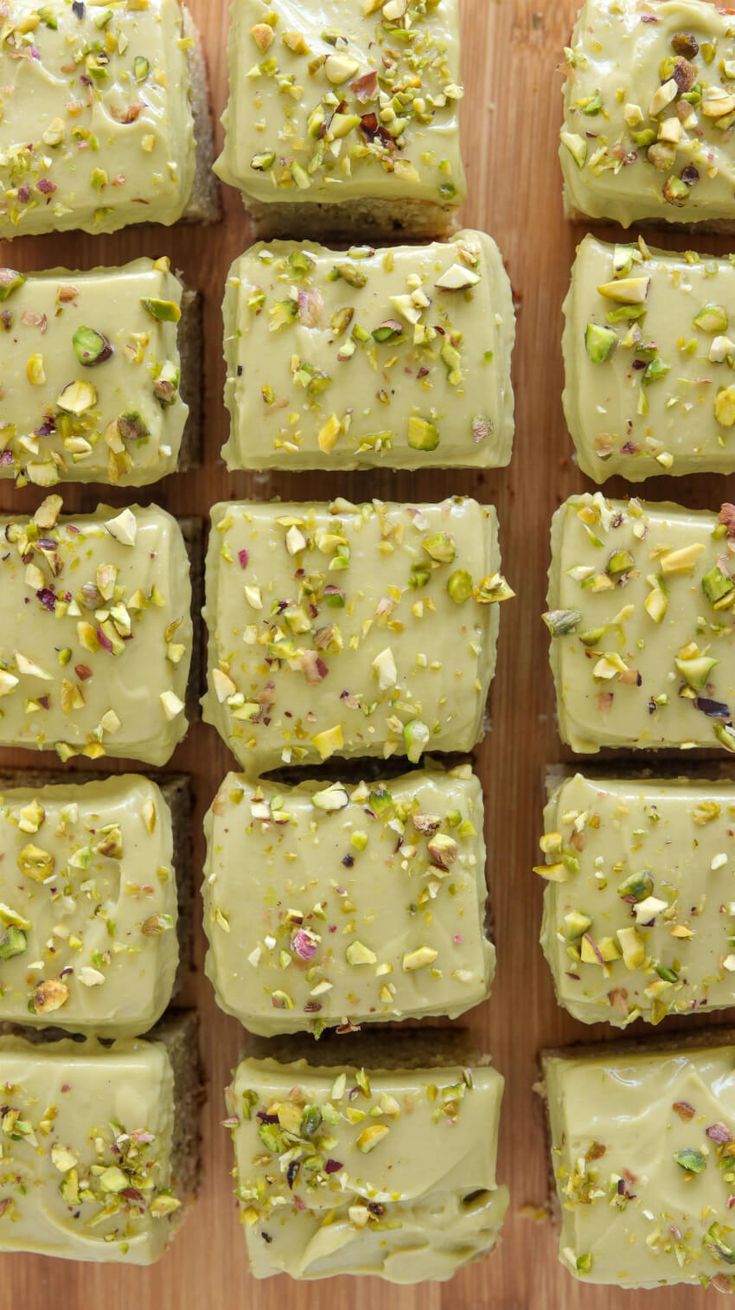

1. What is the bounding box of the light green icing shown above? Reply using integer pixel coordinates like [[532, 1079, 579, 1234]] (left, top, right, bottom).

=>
[[545, 1041, 735, 1289], [203, 766, 494, 1036], [0, 775, 177, 1037], [564, 235, 735, 481], [0, 257, 187, 486], [546, 494, 735, 752], [538, 772, 735, 1027], [561, 0, 735, 229], [228, 1056, 507, 1282], [0, 497, 192, 765], [222, 230, 515, 470], [0, 0, 196, 238], [0, 1034, 182, 1263], [215, 0, 466, 208], [202, 497, 512, 775]]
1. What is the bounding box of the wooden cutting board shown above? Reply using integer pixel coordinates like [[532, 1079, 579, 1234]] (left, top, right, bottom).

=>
[[3, 1, 734, 1307]]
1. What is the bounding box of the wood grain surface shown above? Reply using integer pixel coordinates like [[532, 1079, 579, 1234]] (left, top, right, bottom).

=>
[[3, 1, 735, 1307]]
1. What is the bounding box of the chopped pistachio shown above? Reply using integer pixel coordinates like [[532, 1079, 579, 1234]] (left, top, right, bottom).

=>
[[32, 979, 69, 1014], [407, 416, 440, 451], [585, 323, 617, 363], [675, 653, 718, 689], [0, 926, 27, 960], [356, 1123, 390, 1153], [72, 326, 113, 366], [563, 911, 592, 940], [597, 277, 650, 304], [324, 53, 360, 84], [402, 946, 439, 971], [0, 269, 26, 301], [694, 303, 729, 333], [543, 609, 582, 637], [312, 783, 349, 812], [423, 533, 456, 564], [57, 380, 97, 416], [674, 1147, 706, 1174], [141, 298, 181, 324], [561, 131, 587, 168], [403, 720, 430, 764], [345, 941, 377, 966], [447, 569, 474, 604]]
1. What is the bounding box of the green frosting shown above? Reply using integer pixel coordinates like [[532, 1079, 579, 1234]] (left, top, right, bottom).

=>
[[565, 235, 735, 481], [0, 497, 192, 766], [0, 775, 178, 1037], [538, 772, 735, 1027], [215, 0, 466, 208], [203, 767, 494, 1035], [228, 1056, 507, 1282], [561, 0, 735, 229], [0, 258, 187, 486], [0, 0, 196, 238], [545, 1039, 735, 1289], [546, 494, 735, 753], [222, 230, 515, 470], [202, 497, 513, 774], [0, 1034, 182, 1264]]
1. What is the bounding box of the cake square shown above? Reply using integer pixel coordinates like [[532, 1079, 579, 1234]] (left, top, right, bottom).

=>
[[227, 1048, 507, 1281], [202, 497, 511, 773], [0, 1019, 198, 1264], [546, 495, 735, 753], [0, 257, 196, 487], [561, 0, 735, 230], [564, 236, 735, 482], [203, 765, 494, 1035], [0, 773, 183, 1037], [215, 0, 466, 240], [537, 771, 735, 1027], [222, 230, 515, 471], [0, 497, 193, 766], [544, 1035, 735, 1290], [0, 0, 216, 238]]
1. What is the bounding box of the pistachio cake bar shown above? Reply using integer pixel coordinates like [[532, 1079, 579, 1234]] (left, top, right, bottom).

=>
[[546, 495, 735, 754], [0, 1013, 199, 1264], [543, 1034, 735, 1290], [0, 258, 199, 487], [0, 774, 187, 1037], [0, 497, 193, 766], [564, 236, 735, 482], [203, 766, 493, 1036], [537, 772, 735, 1028], [222, 231, 515, 471], [226, 1047, 507, 1282], [561, 0, 735, 231], [215, 0, 466, 240], [202, 498, 513, 774], [0, 0, 218, 239]]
